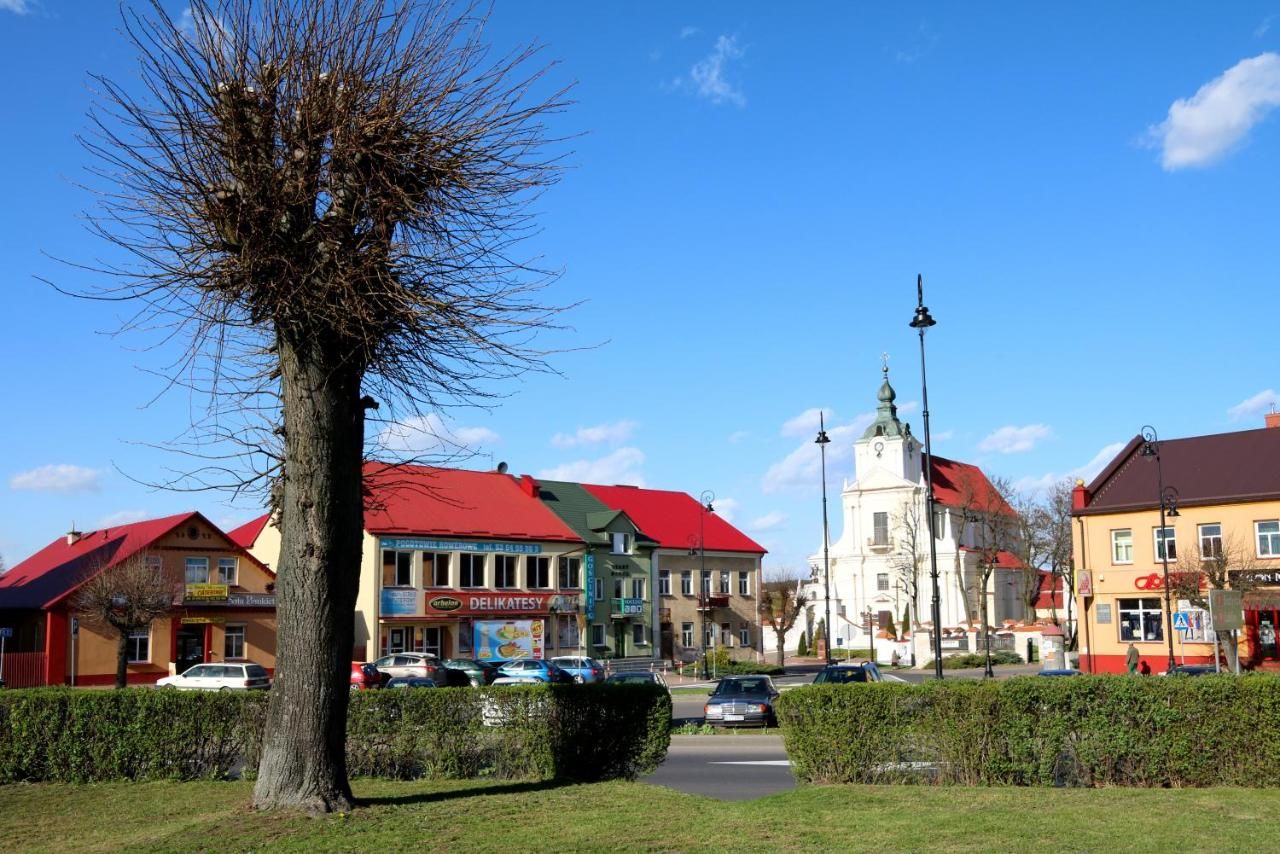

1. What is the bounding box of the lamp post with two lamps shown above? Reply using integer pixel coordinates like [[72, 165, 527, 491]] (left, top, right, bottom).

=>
[[815, 414, 833, 667], [697, 490, 715, 679], [911, 275, 945, 680], [1140, 426, 1180, 674]]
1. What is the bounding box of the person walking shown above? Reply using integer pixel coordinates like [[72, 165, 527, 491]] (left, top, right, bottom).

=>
[[1126, 642, 1139, 675]]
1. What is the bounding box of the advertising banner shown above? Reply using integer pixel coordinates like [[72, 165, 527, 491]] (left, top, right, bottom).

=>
[[380, 588, 419, 617], [423, 591, 578, 616], [585, 553, 595, 612], [185, 583, 230, 602], [473, 619, 544, 661], [379, 537, 541, 554]]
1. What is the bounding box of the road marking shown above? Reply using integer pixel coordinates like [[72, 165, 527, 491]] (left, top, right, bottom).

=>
[[708, 760, 792, 766]]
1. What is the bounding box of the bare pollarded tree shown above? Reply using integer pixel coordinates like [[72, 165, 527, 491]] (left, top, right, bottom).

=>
[[76, 0, 569, 813], [74, 553, 176, 689], [758, 572, 808, 666]]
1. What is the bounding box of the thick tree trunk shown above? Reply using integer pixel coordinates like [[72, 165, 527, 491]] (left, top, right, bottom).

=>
[[116, 630, 129, 689], [253, 331, 365, 814], [775, 629, 785, 666]]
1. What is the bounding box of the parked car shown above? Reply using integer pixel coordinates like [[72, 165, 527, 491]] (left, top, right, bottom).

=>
[[605, 671, 668, 691], [495, 659, 575, 684], [812, 662, 882, 684], [370, 652, 449, 684], [550, 655, 605, 683], [157, 662, 271, 691], [704, 675, 779, 728], [386, 676, 438, 689], [351, 661, 390, 691], [443, 658, 499, 687], [481, 680, 549, 726]]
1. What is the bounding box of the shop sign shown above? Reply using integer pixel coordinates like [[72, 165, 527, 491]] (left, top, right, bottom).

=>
[[1133, 572, 1201, 591], [379, 537, 541, 554], [380, 588, 418, 617], [585, 553, 595, 612], [1229, 570, 1280, 587], [424, 591, 577, 616], [1077, 571, 1093, 598], [180, 616, 223, 624], [226, 592, 275, 608], [1210, 589, 1243, 631], [613, 597, 644, 616], [185, 583, 229, 601], [473, 619, 544, 661], [428, 595, 463, 612]]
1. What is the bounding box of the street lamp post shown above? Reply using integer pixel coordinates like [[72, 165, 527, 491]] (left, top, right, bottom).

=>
[[816, 414, 833, 667], [910, 275, 945, 680], [982, 549, 997, 679], [1140, 426, 1180, 674], [699, 490, 715, 679]]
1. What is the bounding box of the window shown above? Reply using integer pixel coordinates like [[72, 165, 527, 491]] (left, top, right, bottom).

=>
[[632, 623, 647, 645], [1259, 521, 1280, 557], [224, 625, 246, 659], [127, 629, 150, 663], [719, 571, 730, 595], [1154, 526, 1177, 561], [631, 577, 645, 599], [459, 620, 473, 653], [739, 623, 750, 646], [613, 578, 625, 600], [1118, 597, 1164, 642], [557, 615, 580, 647], [594, 577, 605, 602], [876, 573, 890, 592], [720, 622, 732, 646], [185, 557, 209, 585], [681, 571, 693, 596], [659, 570, 671, 596], [425, 552, 449, 587], [382, 550, 412, 587], [872, 511, 889, 545], [611, 532, 634, 555], [217, 558, 238, 585], [681, 622, 694, 647], [704, 624, 715, 647], [701, 571, 712, 595], [591, 623, 606, 647], [557, 556, 581, 588], [738, 571, 750, 596], [144, 554, 163, 572], [460, 553, 485, 588], [1198, 524, 1222, 559], [1111, 529, 1133, 564], [527, 556, 551, 589], [495, 555, 518, 589]]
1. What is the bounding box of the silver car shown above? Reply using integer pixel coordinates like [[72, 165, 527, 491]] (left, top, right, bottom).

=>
[[156, 662, 271, 691], [370, 652, 449, 685], [703, 675, 779, 728]]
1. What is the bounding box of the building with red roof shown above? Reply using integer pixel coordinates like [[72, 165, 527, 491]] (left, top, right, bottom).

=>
[[0, 513, 276, 687]]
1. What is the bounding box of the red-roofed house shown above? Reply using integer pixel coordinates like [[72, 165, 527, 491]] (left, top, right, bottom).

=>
[[0, 513, 276, 687], [241, 463, 587, 662], [805, 368, 1030, 666], [584, 484, 766, 663]]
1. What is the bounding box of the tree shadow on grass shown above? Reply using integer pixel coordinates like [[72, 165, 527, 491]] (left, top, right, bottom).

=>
[[359, 779, 573, 807]]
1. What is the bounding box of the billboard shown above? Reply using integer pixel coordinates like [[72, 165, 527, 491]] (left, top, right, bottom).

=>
[[474, 619, 544, 661]]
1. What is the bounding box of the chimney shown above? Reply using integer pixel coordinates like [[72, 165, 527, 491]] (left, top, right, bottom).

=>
[[520, 474, 539, 497], [1266, 410, 1280, 430], [66, 525, 82, 546], [1071, 479, 1088, 512]]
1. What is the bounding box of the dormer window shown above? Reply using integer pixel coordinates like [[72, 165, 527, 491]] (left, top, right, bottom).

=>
[[611, 532, 634, 555]]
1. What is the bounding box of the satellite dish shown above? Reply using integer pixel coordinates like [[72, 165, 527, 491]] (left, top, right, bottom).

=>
[[497, 461, 509, 474]]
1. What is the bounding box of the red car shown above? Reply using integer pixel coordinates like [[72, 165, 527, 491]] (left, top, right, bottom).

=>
[[351, 661, 389, 691]]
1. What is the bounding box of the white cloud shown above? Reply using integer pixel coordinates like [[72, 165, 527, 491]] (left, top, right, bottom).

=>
[[537, 448, 646, 486], [762, 416, 870, 494], [932, 429, 955, 442], [898, 400, 920, 415], [1013, 441, 1128, 498], [1227, 388, 1279, 421], [378, 414, 499, 455], [1149, 53, 1280, 169], [711, 497, 739, 523], [9, 464, 102, 493], [1258, 15, 1276, 38], [97, 510, 149, 529], [747, 511, 787, 532], [680, 26, 700, 40], [780, 407, 833, 439], [0, 1, 33, 14], [686, 35, 746, 107], [550, 420, 636, 449], [1011, 473, 1060, 496], [977, 424, 1051, 454], [728, 430, 751, 444]]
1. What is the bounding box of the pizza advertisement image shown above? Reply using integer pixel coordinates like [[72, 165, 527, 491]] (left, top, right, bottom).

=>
[[474, 619, 540, 660]]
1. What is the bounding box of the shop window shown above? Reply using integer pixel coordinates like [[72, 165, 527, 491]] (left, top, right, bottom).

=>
[[1154, 527, 1177, 561], [218, 558, 238, 586], [557, 556, 581, 588], [557, 615, 580, 647], [528, 556, 551, 589], [632, 623, 647, 645], [1111, 529, 1133, 564], [425, 552, 449, 587], [1198, 524, 1222, 559], [1118, 597, 1164, 642], [459, 621, 473, 653], [738, 571, 750, 596], [185, 557, 209, 584], [681, 571, 693, 596], [739, 623, 750, 646], [1258, 520, 1280, 557], [659, 570, 671, 596], [681, 622, 694, 647], [460, 553, 485, 588], [224, 625, 246, 659], [382, 550, 412, 587], [127, 629, 150, 663]]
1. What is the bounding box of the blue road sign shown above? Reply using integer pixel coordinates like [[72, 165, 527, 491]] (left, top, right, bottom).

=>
[[1172, 612, 1191, 631]]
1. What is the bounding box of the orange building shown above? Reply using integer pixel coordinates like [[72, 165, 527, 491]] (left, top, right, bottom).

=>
[[0, 512, 277, 687]]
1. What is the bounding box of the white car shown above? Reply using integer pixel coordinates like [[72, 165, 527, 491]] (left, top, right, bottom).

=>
[[156, 662, 271, 691]]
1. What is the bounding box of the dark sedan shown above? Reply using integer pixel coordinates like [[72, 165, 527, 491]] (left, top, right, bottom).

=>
[[443, 658, 500, 687], [704, 675, 779, 728]]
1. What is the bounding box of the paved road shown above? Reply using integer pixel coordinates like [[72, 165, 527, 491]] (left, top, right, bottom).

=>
[[644, 735, 793, 800]]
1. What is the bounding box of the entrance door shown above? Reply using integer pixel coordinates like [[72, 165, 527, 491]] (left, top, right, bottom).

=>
[[176, 626, 205, 674], [660, 622, 674, 659], [1257, 610, 1279, 661], [389, 627, 406, 654], [614, 622, 627, 658], [423, 627, 442, 658]]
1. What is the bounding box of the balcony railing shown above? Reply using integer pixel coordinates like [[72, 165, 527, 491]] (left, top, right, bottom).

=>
[[696, 594, 730, 611], [866, 536, 893, 551]]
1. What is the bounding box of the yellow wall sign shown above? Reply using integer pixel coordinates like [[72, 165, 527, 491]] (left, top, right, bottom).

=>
[[180, 616, 224, 624], [185, 583, 230, 601]]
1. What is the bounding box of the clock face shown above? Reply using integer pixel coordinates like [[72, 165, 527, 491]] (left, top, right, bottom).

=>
[[873, 441, 884, 457]]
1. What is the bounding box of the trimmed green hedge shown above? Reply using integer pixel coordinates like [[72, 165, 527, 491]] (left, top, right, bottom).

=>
[[0, 684, 670, 785], [776, 675, 1280, 787]]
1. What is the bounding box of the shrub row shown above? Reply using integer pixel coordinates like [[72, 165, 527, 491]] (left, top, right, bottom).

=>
[[922, 651, 1024, 670], [0, 683, 670, 785], [775, 675, 1280, 788]]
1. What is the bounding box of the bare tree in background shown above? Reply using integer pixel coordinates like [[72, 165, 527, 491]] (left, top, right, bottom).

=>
[[1170, 535, 1259, 672], [1042, 479, 1076, 642], [74, 554, 175, 689], [1008, 490, 1049, 621], [74, 0, 568, 813], [959, 474, 1021, 654], [890, 494, 924, 660], [758, 572, 807, 666]]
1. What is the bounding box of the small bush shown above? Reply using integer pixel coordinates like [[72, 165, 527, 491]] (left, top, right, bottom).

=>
[[797, 633, 808, 657], [921, 651, 1024, 670], [714, 661, 785, 676]]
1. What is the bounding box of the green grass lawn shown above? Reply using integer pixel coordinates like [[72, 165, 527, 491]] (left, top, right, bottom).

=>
[[2, 778, 1278, 852]]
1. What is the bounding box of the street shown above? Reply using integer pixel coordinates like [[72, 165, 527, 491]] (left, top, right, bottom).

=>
[[644, 734, 793, 800]]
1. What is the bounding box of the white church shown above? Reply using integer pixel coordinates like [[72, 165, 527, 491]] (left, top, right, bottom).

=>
[[800, 366, 1029, 664]]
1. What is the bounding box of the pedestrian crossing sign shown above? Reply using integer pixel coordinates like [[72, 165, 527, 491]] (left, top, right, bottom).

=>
[[1173, 612, 1191, 631]]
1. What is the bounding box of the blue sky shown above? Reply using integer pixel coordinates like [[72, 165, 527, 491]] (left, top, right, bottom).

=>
[[2, 2, 1278, 573]]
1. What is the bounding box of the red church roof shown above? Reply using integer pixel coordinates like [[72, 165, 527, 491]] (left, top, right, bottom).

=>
[[363, 462, 580, 543], [1034, 571, 1065, 609], [930, 455, 1015, 515], [0, 512, 200, 610], [581, 484, 767, 554], [958, 547, 1025, 569]]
